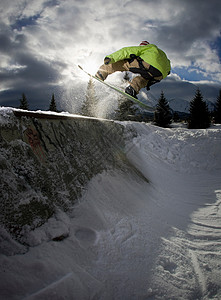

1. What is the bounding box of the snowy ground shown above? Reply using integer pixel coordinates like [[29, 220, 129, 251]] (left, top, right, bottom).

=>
[[0, 109, 221, 299]]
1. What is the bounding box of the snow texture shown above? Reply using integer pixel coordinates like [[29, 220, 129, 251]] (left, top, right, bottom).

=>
[[0, 107, 221, 299]]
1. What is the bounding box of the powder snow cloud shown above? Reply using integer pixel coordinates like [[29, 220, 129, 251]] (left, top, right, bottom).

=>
[[0, 0, 220, 109]]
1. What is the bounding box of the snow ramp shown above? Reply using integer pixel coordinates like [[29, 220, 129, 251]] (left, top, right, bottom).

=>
[[0, 108, 148, 247], [1, 107, 221, 300]]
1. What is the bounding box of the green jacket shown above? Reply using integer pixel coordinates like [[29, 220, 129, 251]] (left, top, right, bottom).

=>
[[107, 44, 171, 78]]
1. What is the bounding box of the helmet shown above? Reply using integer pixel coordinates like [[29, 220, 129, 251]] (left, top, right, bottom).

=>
[[139, 41, 149, 46]]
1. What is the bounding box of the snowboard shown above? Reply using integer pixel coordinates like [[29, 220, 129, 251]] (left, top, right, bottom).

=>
[[78, 65, 155, 111]]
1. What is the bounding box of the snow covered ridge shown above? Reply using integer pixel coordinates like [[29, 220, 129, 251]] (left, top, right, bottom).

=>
[[1, 107, 221, 299], [124, 122, 221, 173], [0, 106, 220, 247]]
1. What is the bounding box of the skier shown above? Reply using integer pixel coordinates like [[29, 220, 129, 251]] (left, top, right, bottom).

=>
[[95, 41, 171, 98]]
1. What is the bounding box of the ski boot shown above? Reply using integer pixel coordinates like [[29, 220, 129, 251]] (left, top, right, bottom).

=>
[[125, 85, 137, 99], [95, 71, 105, 81]]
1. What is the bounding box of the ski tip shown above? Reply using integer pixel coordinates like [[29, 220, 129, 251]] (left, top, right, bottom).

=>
[[78, 65, 83, 70]]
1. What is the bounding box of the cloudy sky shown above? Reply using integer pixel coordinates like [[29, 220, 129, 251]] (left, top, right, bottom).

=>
[[0, 0, 220, 111]]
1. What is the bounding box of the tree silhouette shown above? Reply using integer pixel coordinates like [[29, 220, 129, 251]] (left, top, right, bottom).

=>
[[154, 91, 172, 127], [81, 78, 99, 117], [19, 93, 29, 110], [49, 93, 58, 112], [188, 88, 210, 129], [173, 111, 180, 122], [214, 90, 221, 124], [115, 99, 138, 121], [115, 72, 138, 121]]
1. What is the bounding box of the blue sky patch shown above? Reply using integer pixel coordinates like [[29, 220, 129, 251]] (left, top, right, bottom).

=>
[[210, 35, 221, 62], [11, 14, 41, 31], [173, 66, 210, 82]]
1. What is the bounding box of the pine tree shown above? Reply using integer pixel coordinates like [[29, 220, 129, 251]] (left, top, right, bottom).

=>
[[115, 72, 138, 121], [49, 93, 58, 112], [188, 88, 210, 129], [214, 90, 221, 124], [173, 112, 180, 122], [154, 91, 172, 127], [19, 93, 29, 110], [115, 100, 138, 121], [81, 78, 99, 117]]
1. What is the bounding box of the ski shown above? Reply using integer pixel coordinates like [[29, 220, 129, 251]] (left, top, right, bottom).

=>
[[78, 65, 155, 111]]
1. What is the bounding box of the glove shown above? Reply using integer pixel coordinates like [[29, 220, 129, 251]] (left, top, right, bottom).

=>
[[104, 57, 111, 65]]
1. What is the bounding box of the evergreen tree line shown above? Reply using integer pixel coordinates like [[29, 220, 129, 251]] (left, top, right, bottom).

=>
[[19, 93, 58, 112], [81, 72, 221, 129], [153, 88, 221, 129], [18, 79, 221, 130]]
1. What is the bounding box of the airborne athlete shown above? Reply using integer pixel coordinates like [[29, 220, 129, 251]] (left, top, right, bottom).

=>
[[95, 41, 171, 99]]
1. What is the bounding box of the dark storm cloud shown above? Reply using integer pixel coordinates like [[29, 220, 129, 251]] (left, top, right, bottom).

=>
[[0, 25, 63, 86], [0, 34, 12, 53], [155, 0, 221, 50], [14, 53, 62, 84]]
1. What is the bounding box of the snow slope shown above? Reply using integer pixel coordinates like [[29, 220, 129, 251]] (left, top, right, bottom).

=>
[[0, 107, 221, 299]]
